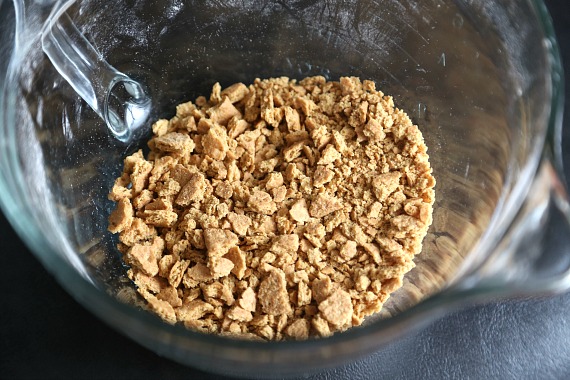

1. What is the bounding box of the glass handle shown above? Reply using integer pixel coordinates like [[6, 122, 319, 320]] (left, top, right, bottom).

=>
[[40, 0, 150, 142]]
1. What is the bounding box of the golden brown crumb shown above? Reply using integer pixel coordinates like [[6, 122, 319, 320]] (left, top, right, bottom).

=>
[[109, 76, 435, 340], [318, 289, 353, 328], [108, 198, 133, 233], [258, 269, 291, 316]]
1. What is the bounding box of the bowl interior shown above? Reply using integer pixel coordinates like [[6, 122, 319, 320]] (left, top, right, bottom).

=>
[[4, 0, 551, 341]]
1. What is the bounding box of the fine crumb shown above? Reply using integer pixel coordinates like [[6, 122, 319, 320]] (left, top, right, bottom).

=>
[[109, 76, 435, 340]]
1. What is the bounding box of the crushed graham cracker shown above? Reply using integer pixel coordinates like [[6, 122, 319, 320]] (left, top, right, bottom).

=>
[[108, 76, 435, 340]]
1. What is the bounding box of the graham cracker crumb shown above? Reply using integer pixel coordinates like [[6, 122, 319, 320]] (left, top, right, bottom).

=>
[[154, 132, 195, 156], [238, 287, 257, 312], [289, 199, 310, 223], [109, 76, 435, 339], [258, 269, 291, 316], [203, 228, 239, 257], [168, 259, 190, 288], [248, 190, 277, 215], [318, 289, 353, 328], [224, 247, 247, 280], [142, 291, 177, 324], [221, 82, 249, 103], [202, 125, 229, 160], [285, 318, 310, 340], [309, 193, 343, 218], [108, 198, 133, 233], [208, 97, 242, 126]]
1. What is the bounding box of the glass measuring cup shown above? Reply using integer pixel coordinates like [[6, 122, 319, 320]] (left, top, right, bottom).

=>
[[0, 0, 567, 377]]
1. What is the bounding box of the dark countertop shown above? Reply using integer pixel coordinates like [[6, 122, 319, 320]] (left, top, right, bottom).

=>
[[1, 1, 569, 379]]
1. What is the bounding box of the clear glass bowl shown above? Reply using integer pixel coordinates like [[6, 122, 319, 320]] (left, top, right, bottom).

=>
[[0, 0, 567, 377]]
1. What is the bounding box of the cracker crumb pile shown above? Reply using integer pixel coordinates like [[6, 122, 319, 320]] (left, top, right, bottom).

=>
[[108, 76, 435, 340]]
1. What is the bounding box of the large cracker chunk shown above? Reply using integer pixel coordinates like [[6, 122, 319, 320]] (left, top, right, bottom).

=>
[[258, 269, 291, 316], [318, 289, 353, 327]]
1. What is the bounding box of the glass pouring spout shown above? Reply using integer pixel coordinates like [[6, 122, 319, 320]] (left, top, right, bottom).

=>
[[17, 0, 151, 143]]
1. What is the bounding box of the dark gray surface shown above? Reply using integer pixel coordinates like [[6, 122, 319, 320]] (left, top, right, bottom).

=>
[[1, 1, 569, 379]]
